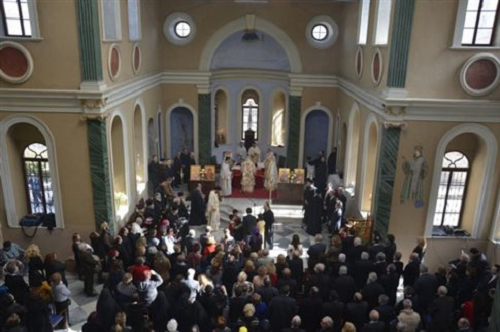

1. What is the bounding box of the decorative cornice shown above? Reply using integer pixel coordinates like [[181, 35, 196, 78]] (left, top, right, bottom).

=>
[[0, 70, 499, 123], [383, 121, 407, 130]]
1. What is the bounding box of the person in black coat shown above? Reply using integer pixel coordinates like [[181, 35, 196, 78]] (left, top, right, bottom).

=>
[[345, 237, 365, 265], [305, 263, 331, 302], [379, 264, 399, 306], [242, 208, 257, 244], [303, 179, 316, 228], [228, 287, 249, 328], [428, 286, 455, 332], [333, 266, 356, 304], [384, 234, 397, 264], [173, 151, 183, 187], [327, 148, 337, 175], [314, 156, 327, 195], [346, 292, 369, 332], [148, 155, 161, 193], [268, 286, 298, 332], [363, 310, 386, 332], [374, 295, 395, 332], [3, 261, 29, 305], [25, 289, 53, 332], [322, 291, 345, 332], [263, 202, 274, 249], [353, 252, 374, 290], [413, 264, 438, 315], [307, 234, 326, 272], [78, 244, 99, 296], [277, 268, 298, 299], [307, 192, 324, 236], [299, 287, 324, 332], [189, 183, 206, 226], [96, 288, 121, 331], [362, 272, 386, 310], [403, 253, 420, 288], [287, 253, 304, 290]]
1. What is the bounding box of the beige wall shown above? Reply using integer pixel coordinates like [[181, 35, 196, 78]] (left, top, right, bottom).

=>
[[407, 0, 500, 99], [0, 112, 95, 260], [0, 0, 81, 89], [160, 1, 344, 74]]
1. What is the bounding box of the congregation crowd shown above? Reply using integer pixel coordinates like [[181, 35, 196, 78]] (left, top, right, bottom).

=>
[[0, 150, 497, 332]]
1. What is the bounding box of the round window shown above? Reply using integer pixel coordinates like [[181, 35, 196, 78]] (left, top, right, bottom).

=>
[[311, 24, 328, 41], [174, 21, 191, 38]]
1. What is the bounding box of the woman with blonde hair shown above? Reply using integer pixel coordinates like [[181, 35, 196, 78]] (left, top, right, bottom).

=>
[[112, 311, 132, 331], [25, 244, 45, 287], [412, 237, 426, 261], [232, 271, 254, 297], [252, 265, 268, 288]]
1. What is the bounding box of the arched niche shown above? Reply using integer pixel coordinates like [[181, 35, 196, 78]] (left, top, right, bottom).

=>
[[270, 90, 287, 147], [359, 116, 379, 213], [214, 88, 229, 146], [339, 122, 347, 174], [345, 103, 361, 188], [133, 103, 146, 197], [147, 118, 155, 160], [157, 109, 163, 158], [110, 114, 129, 222], [0, 116, 64, 228], [169, 107, 195, 157], [301, 108, 332, 166], [425, 124, 498, 238]]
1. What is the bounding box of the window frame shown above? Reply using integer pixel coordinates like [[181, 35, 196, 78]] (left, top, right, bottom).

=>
[[0, 0, 40, 39], [373, 0, 393, 45], [453, 0, 500, 48], [433, 151, 470, 228], [241, 95, 259, 140], [101, 0, 122, 42], [127, 0, 141, 42], [22, 143, 54, 215], [358, 0, 371, 45]]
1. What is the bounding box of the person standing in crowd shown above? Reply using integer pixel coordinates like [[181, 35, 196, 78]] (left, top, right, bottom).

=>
[[189, 183, 206, 226], [78, 243, 99, 297], [236, 141, 247, 164], [220, 156, 232, 197], [242, 208, 257, 245], [264, 148, 278, 191], [207, 187, 221, 231], [303, 178, 316, 229], [263, 201, 275, 249], [173, 151, 183, 187], [148, 155, 161, 195], [328, 147, 337, 175]]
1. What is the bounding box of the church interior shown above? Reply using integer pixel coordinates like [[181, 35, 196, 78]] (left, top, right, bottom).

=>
[[0, 0, 500, 330]]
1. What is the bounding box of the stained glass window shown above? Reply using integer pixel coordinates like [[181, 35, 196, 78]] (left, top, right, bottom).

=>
[[242, 93, 259, 140], [433, 151, 469, 227], [23, 143, 54, 214]]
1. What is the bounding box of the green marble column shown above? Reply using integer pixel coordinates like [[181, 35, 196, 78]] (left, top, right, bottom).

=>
[[198, 94, 211, 165], [387, 0, 415, 88], [76, 0, 103, 81], [87, 120, 114, 233], [372, 127, 401, 238], [286, 96, 301, 169]]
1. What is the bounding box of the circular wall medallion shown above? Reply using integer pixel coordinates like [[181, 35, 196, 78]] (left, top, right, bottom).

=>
[[108, 44, 122, 81], [460, 53, 500, 97], [132, 43, 141, 75], [0, 41, 34, 84], [371, 48, 382, 86], [305, 15, 339, 49], [355, 46, 363, 79], [164, 12, 197, 46]]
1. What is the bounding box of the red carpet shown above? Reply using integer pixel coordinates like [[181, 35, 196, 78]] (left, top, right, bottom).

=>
[[229, 188, 277, 199]]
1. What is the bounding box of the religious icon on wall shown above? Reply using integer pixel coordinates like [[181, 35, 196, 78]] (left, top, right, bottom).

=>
[[400, 145, 429, 208], [190, 165, 201, 181], [204, 165, 215, 182], [279, 168, 290, 183], [294, 169, 305, 184]]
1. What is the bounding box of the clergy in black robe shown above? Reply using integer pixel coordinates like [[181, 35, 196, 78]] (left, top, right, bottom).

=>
[[328, 147, 337, 175], [148, 155, 161, 193], [303, 179, 316, 227], [181, 149, 191, 183], [314, 156, 327, 196], [306, 191, 323, 236], [189, 184, 206, 226], [173, 152, 183, 187]]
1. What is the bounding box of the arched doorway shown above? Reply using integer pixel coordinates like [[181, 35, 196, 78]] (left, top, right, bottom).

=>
[[170, 107, 194, 157], [345, 104, 361, 187], [110, 115, 128, 221], [303, 109, 330, 166], [360, 118, 379, 213], [147, 118, 155, 160]]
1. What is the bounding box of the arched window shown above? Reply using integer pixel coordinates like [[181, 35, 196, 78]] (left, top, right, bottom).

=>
[[214, 89, 228, 146], [271, 92, 286, 147], [241, 90, 259, 140], [433, 151, 470, 227], [23, 143, 54, 214]]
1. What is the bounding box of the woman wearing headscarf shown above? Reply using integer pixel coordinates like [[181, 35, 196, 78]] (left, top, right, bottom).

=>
[[96, 288, 120, 331], [149, 291, 170, 332]]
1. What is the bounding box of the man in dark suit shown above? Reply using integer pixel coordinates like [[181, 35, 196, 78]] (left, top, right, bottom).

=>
[[413, 263, 438, 315], [362, 272, 386, 310], [299, 287, 324, 332], [374, 295, 395, 332], [403, 253, 421, 287], [429, 286, 455, 332], [346, 292, 369, 332], [303, 178, 316, 228], [333, 265, 356, 304], [363, 310, 386, 332], [242, 207, 257, 244], [307, 234, 326, 271], [354, 251, 374, 290], [263, 201, 275, 249], [305, 263, 331, 302], [268, 285, 298, 332], [346, 237, 365, 265], [148, 155, 161, 193], [322, 291, 345, 332], [380, 264, 400, 306]]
